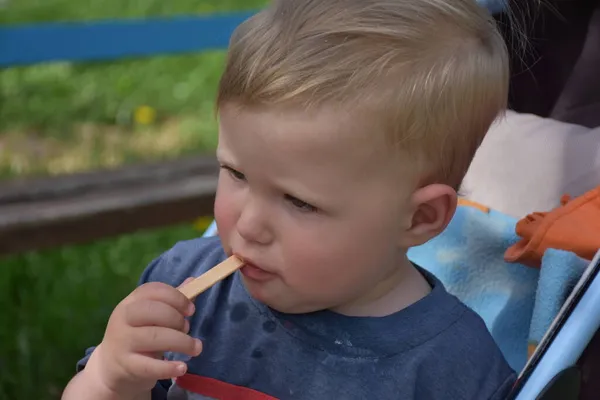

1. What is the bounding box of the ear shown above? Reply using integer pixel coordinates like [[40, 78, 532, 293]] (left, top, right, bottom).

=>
[[401, 184, 457, 248]]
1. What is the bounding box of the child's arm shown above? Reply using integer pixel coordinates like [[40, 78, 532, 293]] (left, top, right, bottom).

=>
[[62, 281, 202, 400]]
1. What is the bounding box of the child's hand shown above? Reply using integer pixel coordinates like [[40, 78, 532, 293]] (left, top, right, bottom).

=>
[[90, 281, 202, 397]]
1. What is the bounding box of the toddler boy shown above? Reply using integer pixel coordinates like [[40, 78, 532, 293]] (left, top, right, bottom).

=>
[[63, 0, 515, 399]]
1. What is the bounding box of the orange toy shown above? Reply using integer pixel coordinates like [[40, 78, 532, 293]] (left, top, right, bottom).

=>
[[505, 186, 600, 267]]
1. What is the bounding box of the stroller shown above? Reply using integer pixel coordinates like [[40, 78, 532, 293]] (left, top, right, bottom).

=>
[[203, 0, 600, 398]]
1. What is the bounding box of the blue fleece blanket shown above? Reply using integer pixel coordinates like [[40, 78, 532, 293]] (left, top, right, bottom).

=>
[[408, 205, 587, 372]]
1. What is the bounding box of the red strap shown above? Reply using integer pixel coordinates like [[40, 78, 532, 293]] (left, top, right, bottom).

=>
[[176, 374, 279, 400]]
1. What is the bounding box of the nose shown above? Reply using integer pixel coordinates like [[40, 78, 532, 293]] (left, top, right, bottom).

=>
[[235, 196, 273, 246]]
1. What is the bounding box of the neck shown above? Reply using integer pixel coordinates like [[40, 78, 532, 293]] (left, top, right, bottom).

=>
[[331, 255, 431, 317]]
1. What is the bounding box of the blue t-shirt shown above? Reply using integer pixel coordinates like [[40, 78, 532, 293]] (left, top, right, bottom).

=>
[[77, 236, 516, 399]]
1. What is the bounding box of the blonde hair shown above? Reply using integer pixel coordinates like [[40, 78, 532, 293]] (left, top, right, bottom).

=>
[[217, 0, 509, 189]]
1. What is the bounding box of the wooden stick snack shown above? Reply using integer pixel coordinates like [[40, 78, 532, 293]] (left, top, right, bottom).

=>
[[178, 255, 244, 299]]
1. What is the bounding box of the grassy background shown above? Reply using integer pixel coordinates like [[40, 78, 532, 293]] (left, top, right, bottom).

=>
[[0, 0, 267, 398], [0, 0, 266, 177]]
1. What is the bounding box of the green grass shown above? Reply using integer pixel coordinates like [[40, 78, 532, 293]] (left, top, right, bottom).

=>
[[1, 53, 226, 140], [0, 0, 265, 24], [0, 224, 201, 400], [0, 0, 268, 398], [0, 54, 226, 177]]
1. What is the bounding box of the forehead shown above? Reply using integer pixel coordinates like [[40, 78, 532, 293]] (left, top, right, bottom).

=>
[[217, 104, 390, 175]]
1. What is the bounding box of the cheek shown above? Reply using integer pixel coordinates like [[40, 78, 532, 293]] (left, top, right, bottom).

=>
[[282, 216, 395, 286], [214, 179, 238, 248], [282, 225, 368, 280]]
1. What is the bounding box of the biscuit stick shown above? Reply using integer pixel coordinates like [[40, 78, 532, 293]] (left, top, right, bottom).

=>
[[178, 256, 244, 299]]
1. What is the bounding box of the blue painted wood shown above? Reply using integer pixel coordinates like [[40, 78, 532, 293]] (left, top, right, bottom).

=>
[[0, 12, 256, 67]]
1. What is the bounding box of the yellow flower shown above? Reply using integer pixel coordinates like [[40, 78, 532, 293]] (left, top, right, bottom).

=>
[[193, 216, 214, 232], [134, 105, 156, 125]]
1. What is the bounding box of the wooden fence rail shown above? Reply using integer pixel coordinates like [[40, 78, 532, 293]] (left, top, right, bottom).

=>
[[0, 156, 219, 255]]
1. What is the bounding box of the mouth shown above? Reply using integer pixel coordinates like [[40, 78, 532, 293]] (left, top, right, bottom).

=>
[[237, 256, 277, 282]]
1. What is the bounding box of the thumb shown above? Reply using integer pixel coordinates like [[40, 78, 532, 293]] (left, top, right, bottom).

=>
[[178, 277, 195, 288], [177, 277, 201, 302]]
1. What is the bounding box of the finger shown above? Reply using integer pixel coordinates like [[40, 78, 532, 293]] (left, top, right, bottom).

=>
[[132, 282, 195, 317], [124, 354, 188, 381], [178, 277, 195, 287], [130, 326, 203, 356], [125, 300, 188, 332]]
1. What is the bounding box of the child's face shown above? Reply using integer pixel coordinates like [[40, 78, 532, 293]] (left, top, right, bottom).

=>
[[215, 104, 418, 314]]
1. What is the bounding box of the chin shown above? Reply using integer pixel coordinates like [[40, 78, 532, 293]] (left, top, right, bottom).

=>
[[242, 280, 320, 314], [263, 301, 316, 314]]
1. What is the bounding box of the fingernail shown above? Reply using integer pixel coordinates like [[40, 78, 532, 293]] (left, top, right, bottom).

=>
[[183, 319, 190, 333], [176, 363, 187, 376], [194, 339, 203, 355], [187, 302, 195, 316]]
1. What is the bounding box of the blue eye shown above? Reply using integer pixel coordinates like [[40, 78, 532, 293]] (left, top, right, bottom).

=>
[[285, 194, 318, 213], [221, 166, 246, 181]]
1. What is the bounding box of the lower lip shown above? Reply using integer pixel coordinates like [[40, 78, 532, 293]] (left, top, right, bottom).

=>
[[241, 264, 276, 282]]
